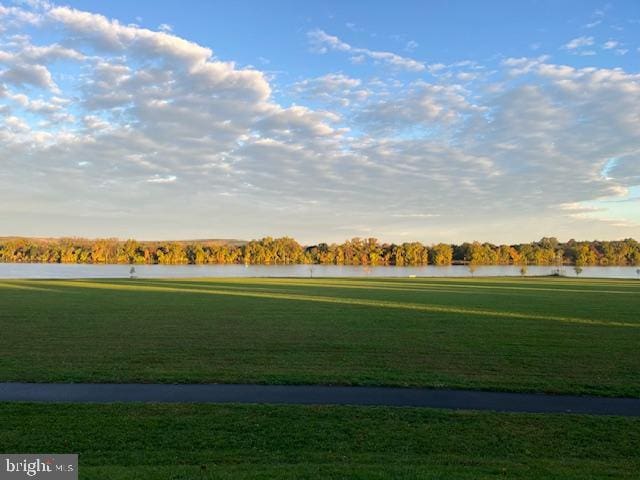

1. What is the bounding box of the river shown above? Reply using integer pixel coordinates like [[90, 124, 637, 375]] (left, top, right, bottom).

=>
[[0, 263, 638, 279]]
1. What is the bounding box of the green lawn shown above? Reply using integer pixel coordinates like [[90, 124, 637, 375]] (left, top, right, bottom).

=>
[[1, 403, 638, 479], [1, 277, 639, 396]]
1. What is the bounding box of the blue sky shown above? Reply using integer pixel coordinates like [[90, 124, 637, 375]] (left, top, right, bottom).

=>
[[0, 0, 639, 243], [64, 1, 640, 73]]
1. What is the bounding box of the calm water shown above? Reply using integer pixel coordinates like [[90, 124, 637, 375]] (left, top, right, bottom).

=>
[[0, 263, 638, 279]]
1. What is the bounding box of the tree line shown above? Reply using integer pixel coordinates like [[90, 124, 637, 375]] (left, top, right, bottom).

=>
[[1, 236, 639, 266]]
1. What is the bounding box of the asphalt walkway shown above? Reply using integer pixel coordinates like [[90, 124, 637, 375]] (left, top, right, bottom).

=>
[[1, 383, 639, 416]]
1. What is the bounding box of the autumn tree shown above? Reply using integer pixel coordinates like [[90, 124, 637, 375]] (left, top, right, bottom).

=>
[[429, 243, 453, 265]]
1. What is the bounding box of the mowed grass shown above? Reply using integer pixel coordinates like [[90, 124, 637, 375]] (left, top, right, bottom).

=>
[[1, 403, 639, 479], [1, 277, 639, 396]]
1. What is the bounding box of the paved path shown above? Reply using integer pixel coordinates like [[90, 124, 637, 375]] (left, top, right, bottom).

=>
[[1, 383, 639, 416]]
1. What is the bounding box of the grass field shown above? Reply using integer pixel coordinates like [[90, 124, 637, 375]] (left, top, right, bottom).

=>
[[1, 276, 638, 396], [1, 403, 639, 479]]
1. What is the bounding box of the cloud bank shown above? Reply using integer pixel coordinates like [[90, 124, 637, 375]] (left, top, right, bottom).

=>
[[0, 2, 638, 242]]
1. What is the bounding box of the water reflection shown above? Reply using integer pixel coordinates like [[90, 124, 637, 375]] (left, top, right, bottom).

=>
[[0, 263, 638, 279]]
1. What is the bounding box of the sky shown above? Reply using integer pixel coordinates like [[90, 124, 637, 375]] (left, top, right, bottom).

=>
[[0, 0, 639, 244]]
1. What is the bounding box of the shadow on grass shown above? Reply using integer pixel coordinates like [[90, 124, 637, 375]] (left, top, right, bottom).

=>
[[15, 278, 639, 329]]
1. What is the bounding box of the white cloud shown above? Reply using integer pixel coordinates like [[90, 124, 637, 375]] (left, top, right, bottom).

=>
[[0, 36, 85, 93], [146, 174, 177, 183], [0, 61, 56, 90], [358, 81, 483, 132], [47, 6, 213, 65], [293, 73, 369, 107], [559, 202, 602, 212], [307, 29, 425, 72], [4, 115, 29, 131], [82, 115, 110, 131], [405, 40, 418, 51], [0, 45, 60, 91], [0, 4, 43, 27], [257, 105, 340, 138], [563, 36, 594, 51], [345, 22, 362, 32], [19, 43, 85, 62], [0, 3, 638, 242], [599, 40, 628, 56]]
